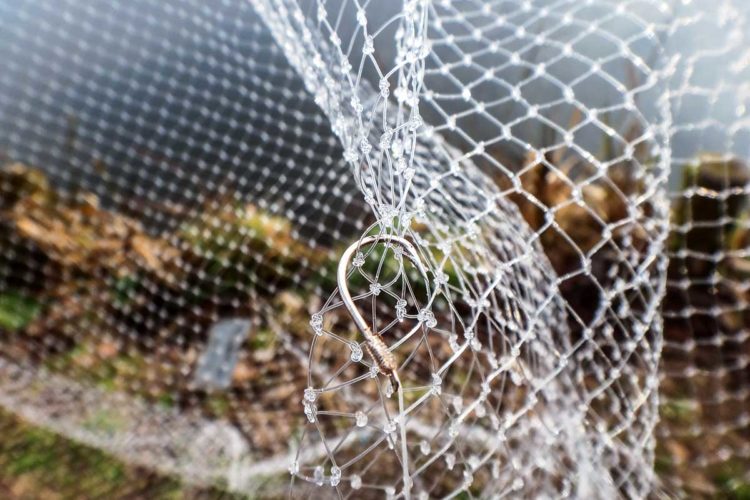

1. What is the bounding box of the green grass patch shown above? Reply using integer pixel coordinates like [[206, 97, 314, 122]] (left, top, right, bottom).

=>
[[713, 459, 750, 500], [250, 328, 276, 350], [0, 292, 41, 331], [660, 398, 697, 424], [0, 407, 254, 498]]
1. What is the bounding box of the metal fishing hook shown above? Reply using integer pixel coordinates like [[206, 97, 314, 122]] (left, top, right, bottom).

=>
[[336, 234, 431, 391], [337, 234, 430, 500]]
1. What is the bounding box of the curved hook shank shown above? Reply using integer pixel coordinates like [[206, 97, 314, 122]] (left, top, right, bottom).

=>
[[336, 235, 431, 386], [337, 235, 431, 334]]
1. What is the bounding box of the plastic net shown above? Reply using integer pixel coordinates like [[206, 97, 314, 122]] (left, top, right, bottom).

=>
[[659, 0, 750, 494], [0, 0, 746, 498]]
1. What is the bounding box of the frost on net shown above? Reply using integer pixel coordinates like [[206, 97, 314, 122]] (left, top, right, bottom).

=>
[[0, 0, 747, 499]]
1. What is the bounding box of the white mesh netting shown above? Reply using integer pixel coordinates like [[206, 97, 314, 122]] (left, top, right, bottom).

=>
[[0, 0, 747, 498]]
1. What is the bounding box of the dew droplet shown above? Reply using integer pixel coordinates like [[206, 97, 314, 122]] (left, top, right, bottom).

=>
[[431, 373, 442, 396], [396, 299, 407, 321], [449, 421, 460, 438], [384, 420, 397, 434], [352, 252, 365, 267], [449, 334, 460, 352], [313, 465, 324, 486], [355, 410, 368, 428], [384, 379, 394, 398], [475, 404, 486, 418], [330, 466, 341, 486], [452, 396, 463, 413], [463, 468, 474, 488], [350, 343, 363, 362], [418, 308, 437, 328], [471, 338, 482, 351], [304, 387, 317, 402], [420, 440, 431, 455], [310, 313, 323, 335], [304, 401, 317, 423]]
